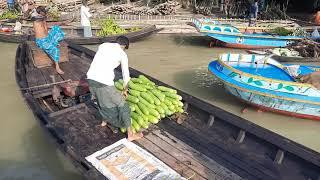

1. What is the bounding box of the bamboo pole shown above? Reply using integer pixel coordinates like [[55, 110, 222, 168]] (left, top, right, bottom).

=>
[[21, 79, 72, 90]]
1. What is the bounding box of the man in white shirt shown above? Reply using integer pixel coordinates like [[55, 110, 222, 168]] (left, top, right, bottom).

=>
[[80, 0, 92, 37], [87, 36, 143, 141]]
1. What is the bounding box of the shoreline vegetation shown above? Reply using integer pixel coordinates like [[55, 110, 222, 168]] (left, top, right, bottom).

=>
[[0, 0, 318, 35]]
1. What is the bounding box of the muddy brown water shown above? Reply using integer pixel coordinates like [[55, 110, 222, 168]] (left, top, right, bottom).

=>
[[1, 34, 320, 179]]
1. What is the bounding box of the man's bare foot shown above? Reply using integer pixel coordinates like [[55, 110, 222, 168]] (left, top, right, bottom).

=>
[[101, 121, 107, 127], [56, 67, 64, 75], [127, 132, 143, 141]]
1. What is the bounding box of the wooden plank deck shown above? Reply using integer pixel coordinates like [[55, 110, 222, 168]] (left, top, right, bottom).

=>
[[25, 53, 88, 96], [47, 102, 241, 180]]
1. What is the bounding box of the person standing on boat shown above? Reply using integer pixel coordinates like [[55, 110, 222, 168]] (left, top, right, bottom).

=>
[[32, 6, 65, 74], [248, 0, 259, 27], [86, 36, 143, 141], [80, 0, 92, 37]]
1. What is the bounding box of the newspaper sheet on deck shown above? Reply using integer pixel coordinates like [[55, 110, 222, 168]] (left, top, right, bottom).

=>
[[85, 138, 185, 180]]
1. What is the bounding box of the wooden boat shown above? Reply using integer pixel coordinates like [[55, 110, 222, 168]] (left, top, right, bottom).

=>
[[246, 49, 320, 63], [191, 19, 302, 49], [15, 41, 320, 179], [189, 18, 311, 34], [64, 25, 159, 45], [0, 25, 159, 44], [0, 16, 74, 43], [208, 53, 320, 120]]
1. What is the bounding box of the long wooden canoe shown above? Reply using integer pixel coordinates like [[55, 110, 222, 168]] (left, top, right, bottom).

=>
[[15, 41, 320, 179], [0, 25, 159, 44], [64, 25, 159, 45]]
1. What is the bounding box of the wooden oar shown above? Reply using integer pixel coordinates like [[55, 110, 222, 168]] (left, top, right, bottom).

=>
[[20, 79, 72, 90]]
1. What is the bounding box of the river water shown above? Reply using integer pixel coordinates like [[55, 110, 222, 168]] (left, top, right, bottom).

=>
[[0, 34, 320, 179]]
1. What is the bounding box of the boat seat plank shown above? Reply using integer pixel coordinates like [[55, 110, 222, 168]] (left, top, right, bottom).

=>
[[43, 67, 64, 83], [152, 129, 242, 180], [136, 137, 205, 180], [59, 62, 80, 81], [144, 131, 221, 179], [26, 69, 47, 91], [49, 103, 125, 158], [69, 57, 90, 78]]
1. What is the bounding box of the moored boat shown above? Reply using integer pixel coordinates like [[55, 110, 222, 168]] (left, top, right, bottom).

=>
[[15, 41, 320, 179], [208, 53, 320, 120], [191, 19, 302, 49], [0, 24, 159, 44]]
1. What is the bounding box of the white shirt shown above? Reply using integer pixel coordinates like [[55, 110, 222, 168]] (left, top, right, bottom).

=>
[[80, 5, 92, 26], [87, 43, 130, 87], [14, 21, 22, 31]]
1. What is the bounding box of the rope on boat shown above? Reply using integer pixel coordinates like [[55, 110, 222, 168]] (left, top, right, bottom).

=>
[[20, 79, 72, 90]]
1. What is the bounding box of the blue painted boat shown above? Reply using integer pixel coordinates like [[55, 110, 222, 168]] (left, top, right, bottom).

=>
[[208, 53, 320, 120], [192, 19, 302, 49]]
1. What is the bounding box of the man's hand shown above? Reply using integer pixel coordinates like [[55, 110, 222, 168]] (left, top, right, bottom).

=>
[[300, 71, 320, 90], [122, 87, 128, 98]]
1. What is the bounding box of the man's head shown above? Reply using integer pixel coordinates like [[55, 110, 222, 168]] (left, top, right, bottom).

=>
[[116, 36, 129, 50], [36, 6, 47, 16]]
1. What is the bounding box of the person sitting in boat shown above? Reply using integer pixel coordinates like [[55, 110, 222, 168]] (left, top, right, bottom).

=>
[[80, 0, 92, 37], [86, 36, 143, 141], [32, 6, 65, 74], [248, 0, 259, 27], [300, 72, 320, 90]]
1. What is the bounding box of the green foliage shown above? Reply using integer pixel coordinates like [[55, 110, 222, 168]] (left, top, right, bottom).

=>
[[96, 19, 127, 37], [47, 6, 61, 21], [268, 27, 293, 36], [0, 10, 18, 20]]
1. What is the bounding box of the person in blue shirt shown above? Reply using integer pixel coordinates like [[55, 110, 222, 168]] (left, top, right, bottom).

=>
[[249, 0, 259, 26], [7, 0, 15, 10]]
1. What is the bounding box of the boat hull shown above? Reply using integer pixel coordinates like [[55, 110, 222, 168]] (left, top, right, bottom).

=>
[[208, 56, 320, 120], [224, 84, 320, 120], [0, 32, 29, 43], [206, 32, 293, 49], [190, 19, 301, 49]]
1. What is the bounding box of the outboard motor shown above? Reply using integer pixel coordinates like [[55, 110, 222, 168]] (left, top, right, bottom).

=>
[[52, 78, 91, 108]]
